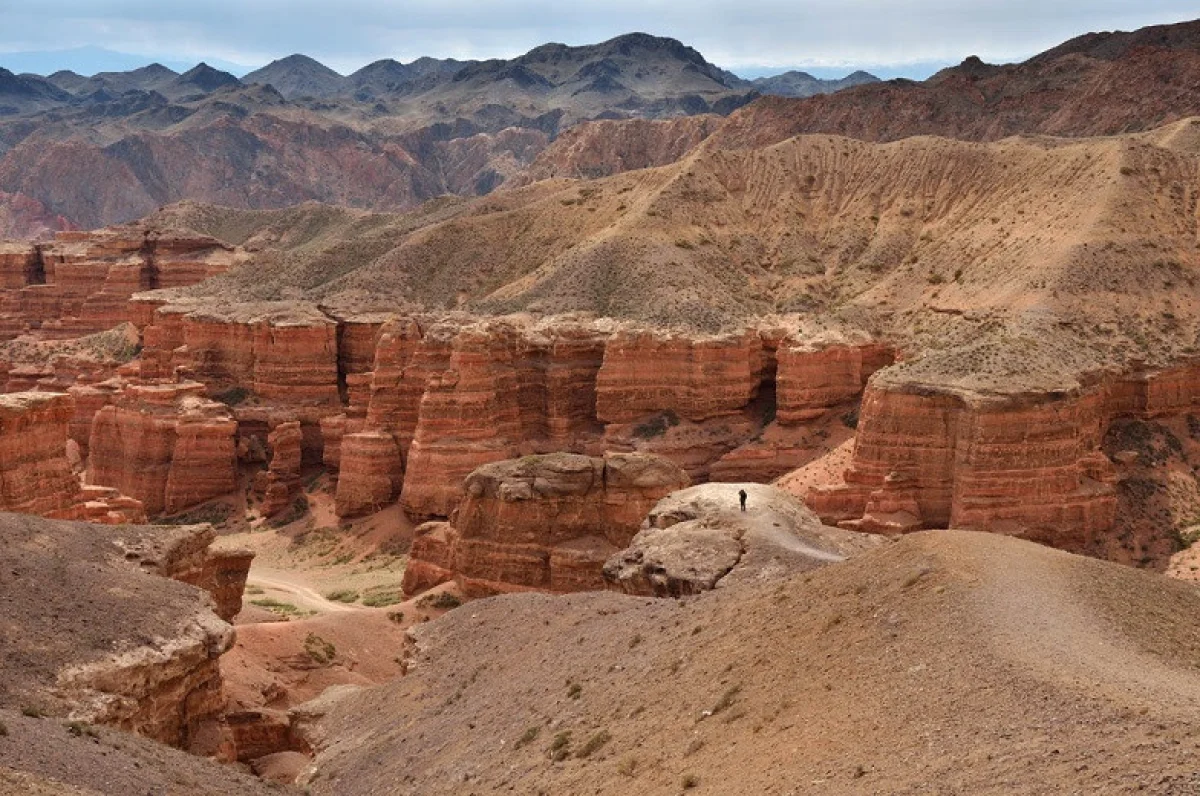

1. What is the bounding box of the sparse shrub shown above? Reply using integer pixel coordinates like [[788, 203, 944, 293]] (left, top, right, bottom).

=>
[[841, 407, 859, 429], [304, 633, 336, 665], [362, 588, 404, 608], [927, 272, 945, 285], [617, 756, 638, 777], [0, 719, 7, 737], [1119, 166, 1136, 176], [325, 589, 359, 603], [213, 386, 250, 406], [629, 633, 642, 649], [66, 721, 98, 738], [387, 610, 405, 624], [159, 502, 233, 527], [953, 268, 963, 282], [20, 706, 44, 719], [548, 731, 572, 761], [675, 239, 695, 250], [415, 591, 462, 610], [682, 773, 700, 789], [567, 682, 583, 700], [514, 725, 540, 749], [632, 410, 680, 440], [244, 585, 265, 595], [576, 729, 611, 759], [270, 495, 309, 528], [250, 597, 310, 618]]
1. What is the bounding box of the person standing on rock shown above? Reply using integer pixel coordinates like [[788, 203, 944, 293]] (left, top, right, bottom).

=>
[[739, 489, 747, 512]]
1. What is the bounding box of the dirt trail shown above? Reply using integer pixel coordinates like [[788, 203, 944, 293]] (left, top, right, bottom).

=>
[[249, 567, 360, 614]]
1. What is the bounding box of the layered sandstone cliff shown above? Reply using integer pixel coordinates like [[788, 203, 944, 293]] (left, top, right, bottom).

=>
[[0, 229, 235, 341], [802, 357, 1200, 549], [0, 391, 84, 516], [402, 452, 689, 596], [86, 381, 238, 518]]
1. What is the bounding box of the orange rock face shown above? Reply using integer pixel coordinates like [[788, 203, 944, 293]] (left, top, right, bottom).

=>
[[260, 420, 303, 517], [807, 377, 1123, 545], [0, 229, 233, 341], [776, 342, 894, 423], [0, 391, 85, 516], [595, 329, 763, 423], [402, 452, 689, 597], [86, 382, 238, 518], [401, 323, 527, 518]]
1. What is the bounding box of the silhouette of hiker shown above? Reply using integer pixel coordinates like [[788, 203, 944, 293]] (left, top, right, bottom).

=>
[[738, 489, 747, 512]]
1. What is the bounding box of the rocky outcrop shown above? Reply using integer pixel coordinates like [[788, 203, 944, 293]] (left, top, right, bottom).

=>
[[86, 381, 238, 517], [402, 452, 689, 596], [806, 367, 1150, 546], [0, 513, 241, 749], [776, 341, 894, 423], [0, 229, 234, 341], [0, 391, 84, 516], [116, 520, 253, 622], [595, 329, 763, 424], [258, 420, 303, 517], [604, 483, 881, 596]]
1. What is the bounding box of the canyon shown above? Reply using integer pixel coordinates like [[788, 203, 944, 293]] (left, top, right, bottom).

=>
[[4, 15, 1200, 796]]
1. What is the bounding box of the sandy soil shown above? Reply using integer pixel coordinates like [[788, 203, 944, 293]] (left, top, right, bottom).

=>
[[307, 530, 1200, 795]]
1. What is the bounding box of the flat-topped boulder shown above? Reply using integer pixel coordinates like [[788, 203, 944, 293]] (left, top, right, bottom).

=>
[[604, 482, 883, 596]]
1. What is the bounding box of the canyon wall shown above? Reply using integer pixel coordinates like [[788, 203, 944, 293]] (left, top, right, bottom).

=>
[[86, 382, 238, 517], [804, 363, 1200, 548], [402, 452, 689, 596], [0, 229, 234, 341]]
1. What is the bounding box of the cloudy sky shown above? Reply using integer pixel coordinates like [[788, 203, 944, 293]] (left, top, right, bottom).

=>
[[1, 0, 1197, 78]]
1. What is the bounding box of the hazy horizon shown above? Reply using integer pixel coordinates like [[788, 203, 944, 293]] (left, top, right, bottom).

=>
[[1, 1, 1195, 81]]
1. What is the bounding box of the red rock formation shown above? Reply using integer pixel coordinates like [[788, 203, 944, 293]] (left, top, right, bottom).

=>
[[260, 420, 303, 516], [595, 328, 763, 423], [402, 452, 689, 596], [776, 341, 894, 423], [0, 391, 84, 516], [0, 229, 234, 341], [401, 322, 525, 518], [86, 382, 238, 517], [332, 318, 444, 515], [67, 380, 124, 456], [335, 431, 402, 516], [807, 377, 1119, 544]]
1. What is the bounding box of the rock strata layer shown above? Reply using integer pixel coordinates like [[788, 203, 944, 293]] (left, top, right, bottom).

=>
[[402, 452, 689, 596]]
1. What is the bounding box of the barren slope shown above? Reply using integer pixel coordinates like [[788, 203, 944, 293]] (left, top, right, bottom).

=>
[[308, 531, 1200, 794], [153, 119, 1200, 356]]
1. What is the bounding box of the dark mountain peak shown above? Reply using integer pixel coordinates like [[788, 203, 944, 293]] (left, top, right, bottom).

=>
[[243, 54, 344, 98], [176, 62, 240, 91], [131, 63, 178, 79], [845, 70, 878, 80], [1029, 17, 1200, 63]]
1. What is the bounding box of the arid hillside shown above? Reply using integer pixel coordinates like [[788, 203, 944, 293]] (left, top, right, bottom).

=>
[[518, 18, 1200, 182], [308, 531, 1200, 794], [152, 117, 1200, 354]]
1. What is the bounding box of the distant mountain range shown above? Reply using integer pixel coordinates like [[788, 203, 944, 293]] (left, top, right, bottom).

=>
[[4, 18, 1199, 240], [0, 33, 886, 235]]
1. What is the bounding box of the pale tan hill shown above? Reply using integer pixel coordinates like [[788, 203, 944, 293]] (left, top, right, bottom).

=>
[[307, 530, 1200, 794], [155, 119, 1200, 364]]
